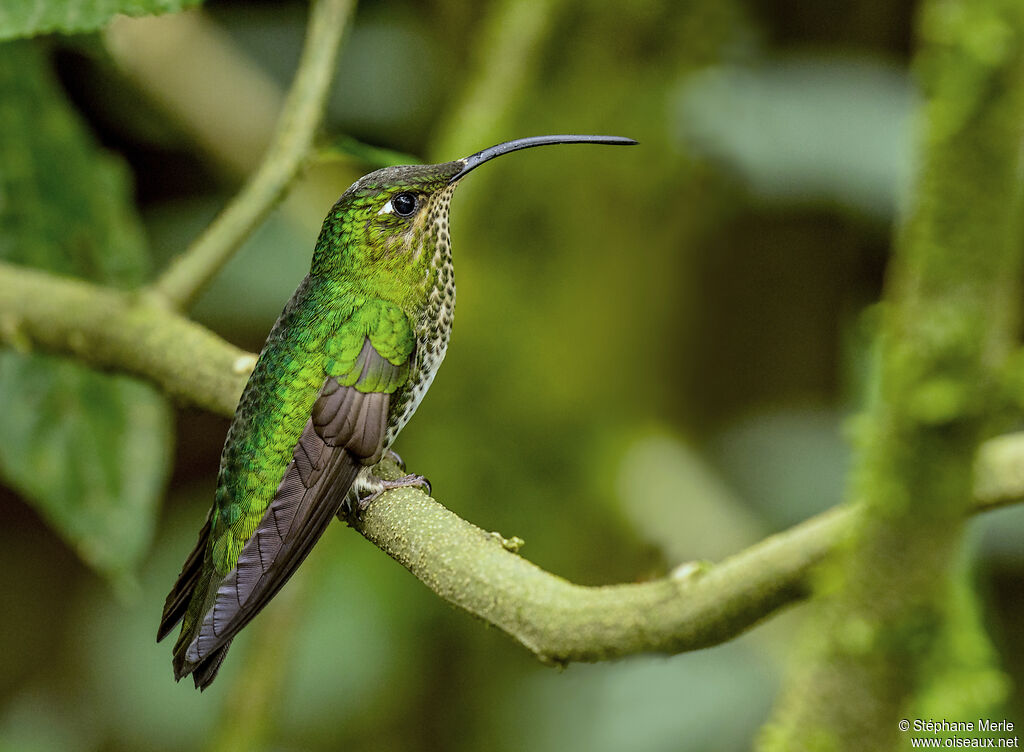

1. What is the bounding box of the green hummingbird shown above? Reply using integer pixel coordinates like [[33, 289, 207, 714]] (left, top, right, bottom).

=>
[[157, 135, 637, 689]]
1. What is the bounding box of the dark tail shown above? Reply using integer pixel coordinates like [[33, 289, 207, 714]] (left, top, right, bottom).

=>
[[180, 640, 232, 690], [160, 512, 226, 689], [157, 513, 212, 642]]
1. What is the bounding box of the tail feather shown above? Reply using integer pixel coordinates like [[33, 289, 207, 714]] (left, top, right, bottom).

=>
[[181, 639, 233, 690], [158, 513, 212, 642], [161, 511, 228, 689]]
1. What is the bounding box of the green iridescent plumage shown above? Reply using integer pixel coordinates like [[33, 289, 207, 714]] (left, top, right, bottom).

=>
[[209, 295, 413, 577], [158, 135, 636, 690]]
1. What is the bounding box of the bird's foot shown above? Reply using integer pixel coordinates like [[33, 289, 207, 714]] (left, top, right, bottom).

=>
[[357, 474, 431, 511], [339, 464, 432, 522]]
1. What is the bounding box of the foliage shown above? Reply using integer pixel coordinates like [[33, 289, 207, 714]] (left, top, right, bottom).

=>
[[0, 0, 201, 41], [0, 42, 171, 587]]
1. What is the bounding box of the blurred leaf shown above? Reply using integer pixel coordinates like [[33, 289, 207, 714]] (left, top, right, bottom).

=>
[[0, 43, 150, 283], [0, 355, 171, 588], [315, 133, 421, 170], [0, 0, 202, 41], [675, 57, 914, 219], [0, 42, 172, 586]]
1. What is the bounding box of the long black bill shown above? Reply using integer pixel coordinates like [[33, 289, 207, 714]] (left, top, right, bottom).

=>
[[449, 135, 637, 183]]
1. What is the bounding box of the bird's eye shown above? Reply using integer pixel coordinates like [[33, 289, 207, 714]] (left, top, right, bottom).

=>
[[392, 192, 418, 217]]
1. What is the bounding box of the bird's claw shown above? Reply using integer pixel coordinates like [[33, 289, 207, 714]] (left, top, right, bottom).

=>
[[385, 448, 407, 471], [356, 473, 432, 511]]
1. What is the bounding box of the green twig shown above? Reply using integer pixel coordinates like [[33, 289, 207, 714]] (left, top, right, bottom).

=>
[[429, 0, 562, 161], [149, 0, 355, 311]]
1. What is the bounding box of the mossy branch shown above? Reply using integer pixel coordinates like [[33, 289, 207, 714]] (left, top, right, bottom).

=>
[[0, 261, 251, 415], [0, 257, 1020, 663], [148, 0, 354, 311], [762, 2, 1024, 749]]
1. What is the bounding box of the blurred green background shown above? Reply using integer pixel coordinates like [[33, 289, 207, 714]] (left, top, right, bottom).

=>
[[1, 1, 1022, 750]]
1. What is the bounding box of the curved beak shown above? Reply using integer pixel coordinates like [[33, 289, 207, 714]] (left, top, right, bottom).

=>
[[449, 135, 637, 183]]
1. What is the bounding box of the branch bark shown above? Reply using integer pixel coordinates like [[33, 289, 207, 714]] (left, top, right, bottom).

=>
[[354, 461, 1018, 664], [0, 261, 251, 416], [0, 257, 1020, 664]]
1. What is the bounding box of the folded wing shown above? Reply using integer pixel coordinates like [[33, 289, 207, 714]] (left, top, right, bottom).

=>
[[167, 338, 405, 689]]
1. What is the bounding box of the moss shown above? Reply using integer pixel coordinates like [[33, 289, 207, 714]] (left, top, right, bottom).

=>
[[762, 1, 1024, 749]]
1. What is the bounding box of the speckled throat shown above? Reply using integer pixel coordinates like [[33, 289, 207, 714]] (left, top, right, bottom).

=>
[[384, 183, 457, 446]]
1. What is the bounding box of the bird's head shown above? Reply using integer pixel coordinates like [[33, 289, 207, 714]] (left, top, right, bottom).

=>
[[311, 135, 637, 300]]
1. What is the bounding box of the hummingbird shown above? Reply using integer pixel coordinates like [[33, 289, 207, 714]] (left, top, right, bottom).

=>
[[157, 134, 637, 689]]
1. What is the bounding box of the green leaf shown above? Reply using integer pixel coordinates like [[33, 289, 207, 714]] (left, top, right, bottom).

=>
[[0, 41, 173, 586], [0, 354, 172, 589], [0, 0, 202, 41]]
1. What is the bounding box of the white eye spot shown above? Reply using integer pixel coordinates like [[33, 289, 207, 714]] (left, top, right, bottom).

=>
[[378, 199, 394, 216]]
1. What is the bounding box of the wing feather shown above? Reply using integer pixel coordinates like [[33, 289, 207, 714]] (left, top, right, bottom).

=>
[[174, 339, 403, 689]]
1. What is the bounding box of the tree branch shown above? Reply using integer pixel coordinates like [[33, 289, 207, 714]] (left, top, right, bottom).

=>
[[356, 465, 851, 662], [353, 452, 1018, 663], [1, 257, 1020, 664], [0, 261, 250, 416], [148, 0, 355, 311]]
